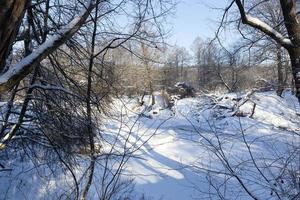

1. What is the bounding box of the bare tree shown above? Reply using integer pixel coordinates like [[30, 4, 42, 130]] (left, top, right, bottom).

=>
[[226, 0, 300, 101], [191, 37, 205, 88], [141, 42, 156, 106], [228, 0, 291, 96]]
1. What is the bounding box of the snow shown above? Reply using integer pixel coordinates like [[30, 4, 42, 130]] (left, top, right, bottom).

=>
[[1, 90, 300, 199]]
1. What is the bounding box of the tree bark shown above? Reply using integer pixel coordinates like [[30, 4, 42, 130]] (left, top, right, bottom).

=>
[[280, 0, 300, 101], [289, 48, 300, 100], [0, 0, 27, 72], [276, 44, 285, 97]]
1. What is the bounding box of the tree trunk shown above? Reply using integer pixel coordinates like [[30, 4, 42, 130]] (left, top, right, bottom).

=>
[[81, 1, 98, 198], [276, 44, 285, 97], [280, 0, 300, 102], [0, 0, 27, 72], [289, 48, 300, 101]]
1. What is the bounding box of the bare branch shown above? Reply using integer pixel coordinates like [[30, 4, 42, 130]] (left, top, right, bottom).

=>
[[235, 0, 292, 49]]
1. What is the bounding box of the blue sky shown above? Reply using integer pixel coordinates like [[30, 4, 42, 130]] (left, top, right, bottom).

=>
[[169, 0, 229, 49]]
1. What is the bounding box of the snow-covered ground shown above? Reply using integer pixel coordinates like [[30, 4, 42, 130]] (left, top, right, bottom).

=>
[[1, 90, 300, 199], [119, 91, 300, 199]]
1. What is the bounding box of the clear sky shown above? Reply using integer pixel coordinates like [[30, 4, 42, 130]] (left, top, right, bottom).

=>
[[169, 0, 229, 49]]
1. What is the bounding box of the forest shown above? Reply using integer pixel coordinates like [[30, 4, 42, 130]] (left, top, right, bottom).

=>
[[0, 0, 300, 199]]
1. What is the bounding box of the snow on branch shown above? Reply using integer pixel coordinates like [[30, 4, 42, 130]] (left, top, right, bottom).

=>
[[245, 14, 292, 46], [0, 0, 96, 94], [235, 0, 292, 49]]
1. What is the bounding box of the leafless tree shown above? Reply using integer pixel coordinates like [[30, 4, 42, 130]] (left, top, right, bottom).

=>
[[221, 0, 300, 101]]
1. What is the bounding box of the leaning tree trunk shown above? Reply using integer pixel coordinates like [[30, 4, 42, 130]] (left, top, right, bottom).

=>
[[0, 0, 27, 72]]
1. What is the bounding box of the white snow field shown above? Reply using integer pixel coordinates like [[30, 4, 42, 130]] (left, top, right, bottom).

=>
[[1, 90, 300, 199]]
